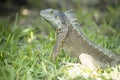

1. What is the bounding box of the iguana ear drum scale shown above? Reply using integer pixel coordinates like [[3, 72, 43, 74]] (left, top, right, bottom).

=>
[[40, 9, 120, 70]]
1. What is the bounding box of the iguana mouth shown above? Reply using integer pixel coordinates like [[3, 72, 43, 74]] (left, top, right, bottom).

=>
[[41, 17, 45, 21], [41, 16, 51, 25]]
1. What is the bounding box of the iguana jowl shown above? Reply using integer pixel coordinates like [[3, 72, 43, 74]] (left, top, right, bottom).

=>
[[40, 9, 120, 70]]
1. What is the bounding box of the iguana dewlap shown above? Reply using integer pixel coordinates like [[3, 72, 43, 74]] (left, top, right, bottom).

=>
[[40, 9, 120, 70]]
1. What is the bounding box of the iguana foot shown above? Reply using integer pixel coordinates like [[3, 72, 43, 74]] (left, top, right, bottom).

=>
[[60, 53, 98, 70], [79, 53, 98, 70], [60, 62, 88, 69]]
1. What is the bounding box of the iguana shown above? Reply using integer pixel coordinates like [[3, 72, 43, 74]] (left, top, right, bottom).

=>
[[40, 9, 120, 70]]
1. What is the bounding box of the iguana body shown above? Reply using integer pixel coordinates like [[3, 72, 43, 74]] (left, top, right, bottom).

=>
[[40, 9, 120, 69]]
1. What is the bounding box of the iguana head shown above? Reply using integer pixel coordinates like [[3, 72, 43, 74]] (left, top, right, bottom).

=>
[[40, 9, 67, 30]]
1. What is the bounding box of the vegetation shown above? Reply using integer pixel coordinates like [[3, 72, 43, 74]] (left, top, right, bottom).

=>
[[0, 0, 120, 80]]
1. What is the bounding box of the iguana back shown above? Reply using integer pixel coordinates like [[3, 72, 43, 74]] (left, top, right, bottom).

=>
[[64, 10, 120, 68]]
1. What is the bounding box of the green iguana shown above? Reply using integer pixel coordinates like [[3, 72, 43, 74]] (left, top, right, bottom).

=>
[[40, 9, 120, 70]]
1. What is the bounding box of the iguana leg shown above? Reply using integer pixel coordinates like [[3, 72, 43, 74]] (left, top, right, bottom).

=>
[[79, 53, 98, 70], [61, 53, 98, 70], [61, 53, 97, 70], [52, 31, 67, 61]]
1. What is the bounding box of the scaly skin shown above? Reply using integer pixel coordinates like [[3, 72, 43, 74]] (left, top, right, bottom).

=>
[[40, 9, 120, 70]]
